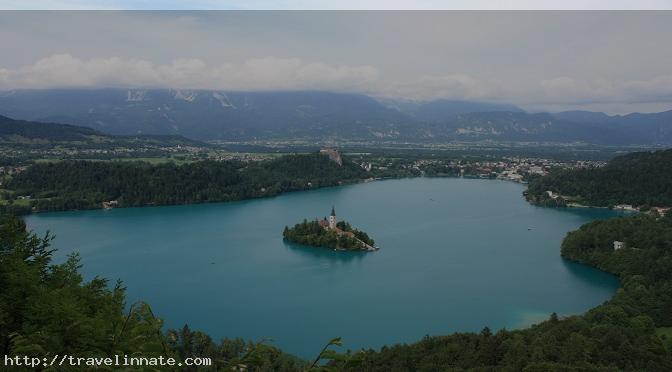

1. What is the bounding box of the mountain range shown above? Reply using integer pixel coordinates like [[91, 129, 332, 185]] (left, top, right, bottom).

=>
[[1, 89, 671, 145]]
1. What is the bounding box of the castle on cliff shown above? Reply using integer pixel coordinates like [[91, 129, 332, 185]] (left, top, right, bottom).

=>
[[319, 148, 343, 166]]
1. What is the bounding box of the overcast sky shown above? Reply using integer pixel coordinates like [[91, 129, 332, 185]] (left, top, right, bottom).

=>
[[1, 11, 672, 113], [2, 1, 672, 10]]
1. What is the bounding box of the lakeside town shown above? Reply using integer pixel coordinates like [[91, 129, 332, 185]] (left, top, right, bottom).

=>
[[0, 146, 606, 186], [350, 153, 606, 182], [3, 144, 667, 219]]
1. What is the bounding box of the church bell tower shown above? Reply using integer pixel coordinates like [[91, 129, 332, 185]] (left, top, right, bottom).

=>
[[329, 206, 337, 230]]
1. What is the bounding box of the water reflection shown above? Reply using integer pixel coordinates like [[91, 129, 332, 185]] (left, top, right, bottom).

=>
[[282, 240, 369, 263], [541, 206, 632, 220], [561, 259, 620, 290]]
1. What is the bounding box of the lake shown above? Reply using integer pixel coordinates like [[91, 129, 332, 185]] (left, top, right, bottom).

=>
[[26, 177, 620, 359]]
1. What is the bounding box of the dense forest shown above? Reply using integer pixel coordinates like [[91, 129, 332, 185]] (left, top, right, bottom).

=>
[[5, 153, 368, 213], [0, 212, 307, 371], [330, 214, 672, 371], [527, 149, 672, 207], [283, 219, 375, 250]]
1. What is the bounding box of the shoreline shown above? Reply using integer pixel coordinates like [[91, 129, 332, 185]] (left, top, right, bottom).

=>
[[17, 174, 532, 216], [22, 175, 634, 363], [16, 176, 385, 216]]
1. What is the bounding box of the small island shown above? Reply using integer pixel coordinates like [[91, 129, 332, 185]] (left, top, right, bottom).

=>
[[283, 207, 378, 251]]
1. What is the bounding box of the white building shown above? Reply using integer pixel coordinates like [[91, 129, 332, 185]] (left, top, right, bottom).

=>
[[545, 190, 559, 199], [614, 204, 638, 212], [329, 207, 337, 230], [613, 241, 625, 251]]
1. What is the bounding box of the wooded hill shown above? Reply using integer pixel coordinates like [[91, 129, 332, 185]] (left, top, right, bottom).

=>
[[527, 149, 672, 207], [5, 153, 368, 213]]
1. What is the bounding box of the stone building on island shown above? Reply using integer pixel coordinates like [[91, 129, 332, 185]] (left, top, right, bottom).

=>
[[318, 207, 355, 238], [309, 206, 377, 251]]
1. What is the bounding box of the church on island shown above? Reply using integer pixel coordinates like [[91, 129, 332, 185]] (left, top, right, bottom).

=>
[[318, 207, 356, 238], [283, 207, 377, 251]]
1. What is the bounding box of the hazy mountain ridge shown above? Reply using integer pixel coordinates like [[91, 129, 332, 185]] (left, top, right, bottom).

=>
[[1, 89, 671, 145], [0, 114, 206, 148], [551, 110, 613, 124], [0, 114, 100, 142], [411, 99, 524, 122], [0, 89, 421, 141]]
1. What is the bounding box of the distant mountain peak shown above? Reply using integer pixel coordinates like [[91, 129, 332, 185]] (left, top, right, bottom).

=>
[[171, 89, 198, 102], [212, 91, 237, 109], [126, 89, 148, 102], [411, 99, 525, 123], [551, 110, 612, 124]]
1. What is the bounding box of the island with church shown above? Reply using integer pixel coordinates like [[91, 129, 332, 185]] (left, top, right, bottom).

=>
[[283, 207, 378, 251]]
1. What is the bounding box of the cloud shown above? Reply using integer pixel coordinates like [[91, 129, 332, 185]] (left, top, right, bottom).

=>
[[2, 0, 672, 10], [0, 53, 501, 100], [0, 54, 380, 92], [210, 58, 379, 91], [387, 74, 504, 101], [0, 67, 9, 84], [541, 75, 672, 104], [3, 53, 672, 111]]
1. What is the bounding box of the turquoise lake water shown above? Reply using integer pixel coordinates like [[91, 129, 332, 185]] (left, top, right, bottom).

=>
[[26, 177, 620, 358]]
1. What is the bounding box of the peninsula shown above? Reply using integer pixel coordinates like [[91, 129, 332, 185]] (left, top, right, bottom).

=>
[[283, 207, 377, 251], [525, 149, 672, 213]]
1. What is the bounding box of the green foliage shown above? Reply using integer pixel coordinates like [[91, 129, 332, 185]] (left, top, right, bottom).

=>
[[7, 153, 367, 212], [167, 326, 305, 371], [308, 337, 343, 370], [0, 201, 32, 216], [335, 221, 375, 246], [0, 213, 305, 371], [562, 214, 672, 325], [0, 213, 167, 363], [527, 149, 672, 207], [283, 219, 374, 250]]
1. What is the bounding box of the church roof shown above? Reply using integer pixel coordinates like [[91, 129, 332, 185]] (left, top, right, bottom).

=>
[[331, 206, 336, 216]]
